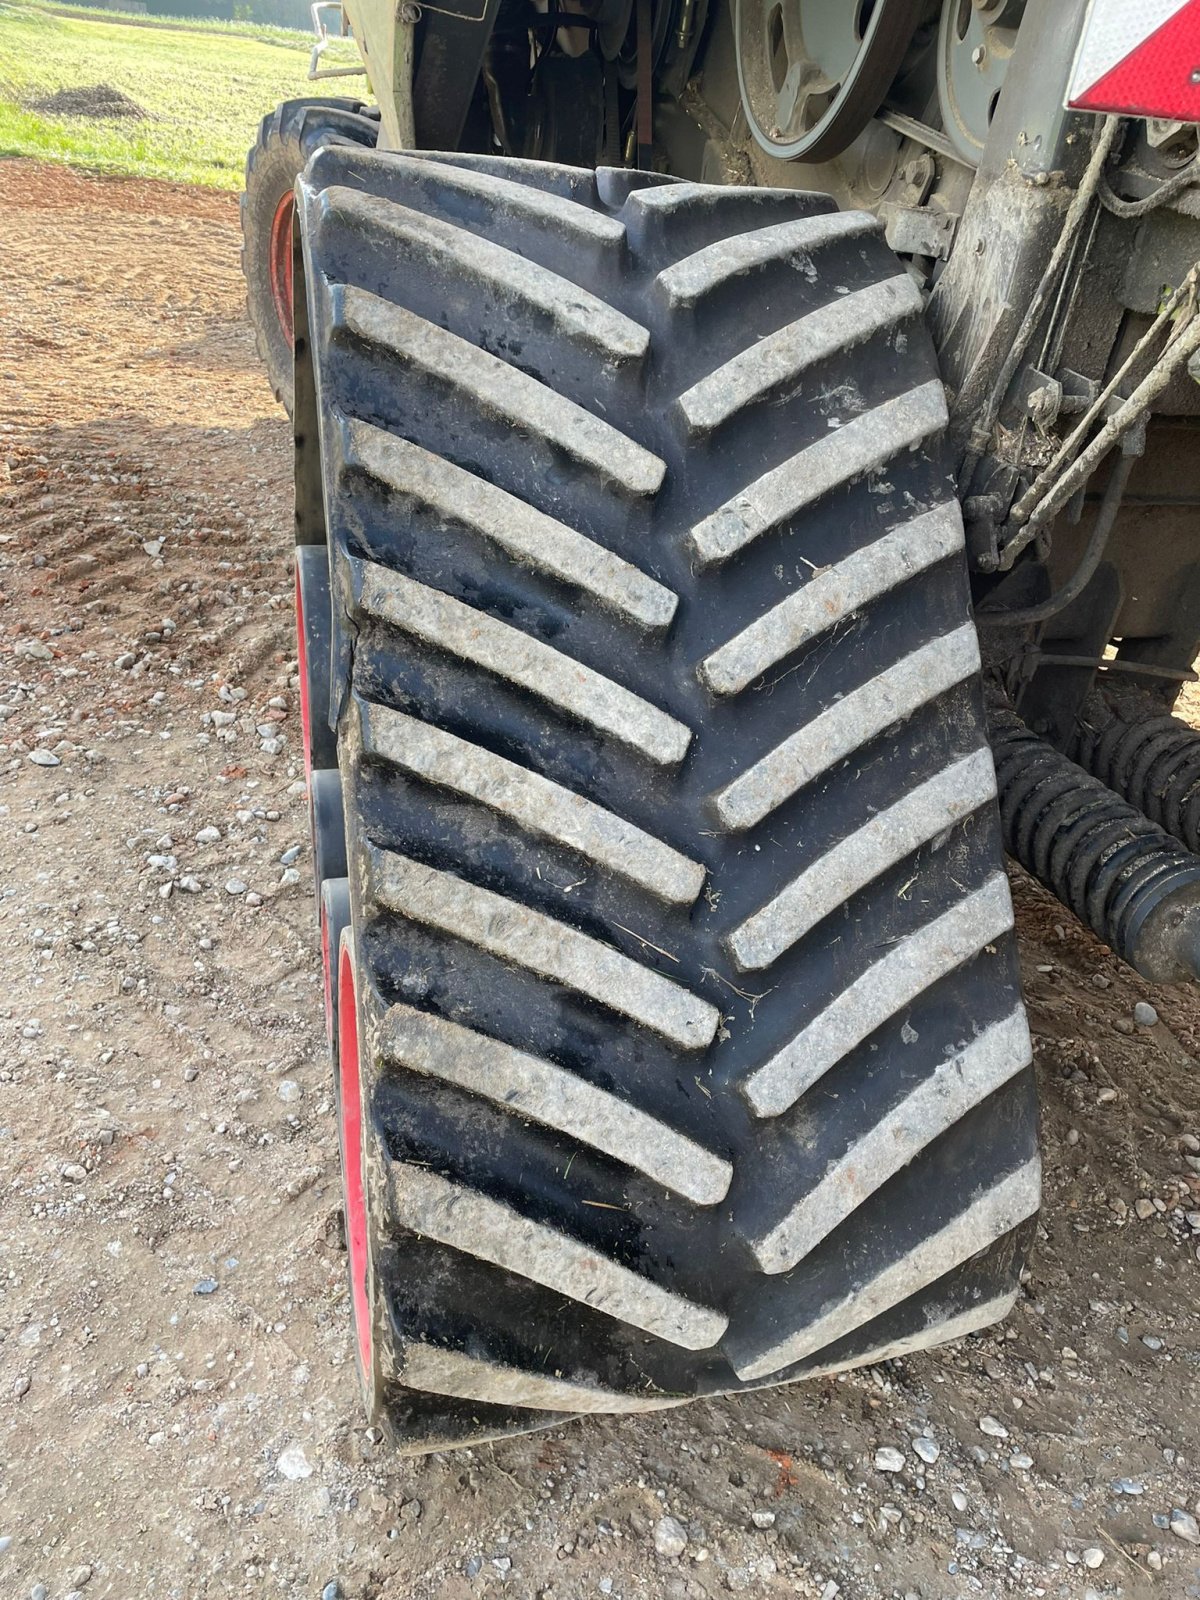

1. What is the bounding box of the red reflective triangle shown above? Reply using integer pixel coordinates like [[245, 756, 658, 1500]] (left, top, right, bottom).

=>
[[1071, 0, 1200, 120]]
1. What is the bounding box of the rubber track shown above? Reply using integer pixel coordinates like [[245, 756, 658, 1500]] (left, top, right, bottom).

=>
[[297, 145, 1039, 1445]]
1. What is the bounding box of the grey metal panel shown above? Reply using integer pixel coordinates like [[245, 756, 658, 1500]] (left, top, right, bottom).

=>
[[343, 0, 416, 149]]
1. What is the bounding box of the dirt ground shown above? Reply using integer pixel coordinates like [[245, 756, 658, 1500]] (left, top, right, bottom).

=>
[[1, 159, 1199, 1600]]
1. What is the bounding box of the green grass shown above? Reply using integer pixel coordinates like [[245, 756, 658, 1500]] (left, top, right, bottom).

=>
[[0, 0, 365, 187], [37, 1, 327, 47]]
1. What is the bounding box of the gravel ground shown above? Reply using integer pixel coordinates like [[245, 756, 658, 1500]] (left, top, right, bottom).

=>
[[1, 158, 1199, 1600]]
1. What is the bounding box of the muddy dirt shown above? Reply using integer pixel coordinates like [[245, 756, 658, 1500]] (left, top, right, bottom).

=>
[[1, 159, 1199, 1600]]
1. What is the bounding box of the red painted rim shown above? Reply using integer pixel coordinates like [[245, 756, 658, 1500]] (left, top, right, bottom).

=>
[[269, 191, 296, 349], [295, 564, 313, 782], [337, 937, 374, 1386]]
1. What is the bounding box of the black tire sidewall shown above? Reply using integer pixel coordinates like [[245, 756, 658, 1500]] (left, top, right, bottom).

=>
[[243, 103, 378, 413], [242, 125, 306, 412]]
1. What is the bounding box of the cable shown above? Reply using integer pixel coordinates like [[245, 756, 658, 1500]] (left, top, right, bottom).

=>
[[1098, 157, 1200, 218], [977, 448, 1134, 627], [956, 114, 1122, 495], [1006, 263, 1200, 529], [999, 306, 1200, 561]]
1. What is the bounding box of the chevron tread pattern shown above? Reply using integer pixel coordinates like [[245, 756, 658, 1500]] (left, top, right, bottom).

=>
[[297, 144, 1038, 1449]]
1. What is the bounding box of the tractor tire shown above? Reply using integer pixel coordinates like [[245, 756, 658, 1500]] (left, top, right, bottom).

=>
[[295, 145, 1041, 1450], [241, 97, 379, 413]]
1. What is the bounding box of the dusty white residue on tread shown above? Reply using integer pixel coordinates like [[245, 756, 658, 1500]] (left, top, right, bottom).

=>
[[628, 179, 770, 213], [357, 150, 629, 248], [399, 1340, 687, 1413], [389, 1164, 728, 1349], [379, 1001, 731, 1203], [677, 275, 922, 433], [343, 417, 676, 630], [728, 1156, 1040, 1375], [367, 846, 720, 1049], [747, 1009, 1033, 1272], [742, 873, 1015, 1116], [688, 382, 948, 566], [656, 211, 878, 308], [354, 558, 692, 765], [699, 501, 964, 694], [357, 698, 703, 904], [713, 625, 981, 827], [327, 186, 649, 363], [336, 284, 665, 496], [799, 1291, 1019, 1380], [726, 749, 998, 972]]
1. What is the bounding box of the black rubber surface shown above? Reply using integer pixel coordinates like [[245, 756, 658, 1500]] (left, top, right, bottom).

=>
[[309, 766, 348, 902], [295, 145, 1040, 1448], [321, 876, 352, 1057], [297, 542, 339, 773]]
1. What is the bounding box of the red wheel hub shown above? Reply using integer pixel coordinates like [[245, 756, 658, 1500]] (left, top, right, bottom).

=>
[[337, 938, 374, 1386], [269, 191, 296, 349]]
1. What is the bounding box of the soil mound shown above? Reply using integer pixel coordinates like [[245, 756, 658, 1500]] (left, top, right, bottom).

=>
[[32, 83, 146, 119]]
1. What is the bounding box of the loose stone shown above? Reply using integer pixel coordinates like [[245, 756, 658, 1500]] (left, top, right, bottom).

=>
[[654, 1516, 687, 1558], [277, 1444, 313, 1481]]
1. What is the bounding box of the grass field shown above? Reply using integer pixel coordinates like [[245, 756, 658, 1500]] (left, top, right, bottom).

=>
[[0, 0, 364, 186]]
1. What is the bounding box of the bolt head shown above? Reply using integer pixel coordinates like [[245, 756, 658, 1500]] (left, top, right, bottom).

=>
[[972, 45, 986, 65]]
